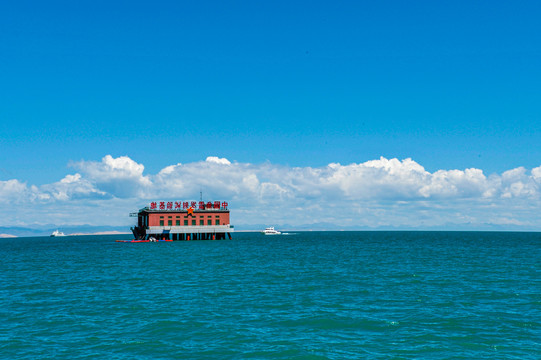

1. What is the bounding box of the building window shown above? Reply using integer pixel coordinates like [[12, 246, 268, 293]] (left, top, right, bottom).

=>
[[184, 220, 188, 226], [160, 220, 164, 226], [215, 219, 220, 225], [200, 219, 204, 226], [207, 219, 212, 225], [192, 219, 196, 226], [176, 220, 180, 226], [168, 220, 172, 226]]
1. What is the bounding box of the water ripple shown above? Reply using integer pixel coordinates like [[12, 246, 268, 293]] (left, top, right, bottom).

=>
[[1, 232, 540, 359]]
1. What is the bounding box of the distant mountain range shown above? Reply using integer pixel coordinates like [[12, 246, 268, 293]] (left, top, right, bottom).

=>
[[244, 222, 540, 232], [0, 225, 130, 238], [1, 222, 537, 238]]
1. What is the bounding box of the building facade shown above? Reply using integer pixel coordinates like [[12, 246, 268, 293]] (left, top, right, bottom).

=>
[[131, 201, 233, 240]]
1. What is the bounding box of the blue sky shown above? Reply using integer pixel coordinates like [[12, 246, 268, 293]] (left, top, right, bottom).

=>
[[1, 1, 540, 231]]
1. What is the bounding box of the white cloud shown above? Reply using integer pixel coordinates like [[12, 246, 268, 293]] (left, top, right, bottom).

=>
[[205, 156, 231, 165], [0, 179, 30, 202], [419, 168, 491, 198], [1, 155, 540, 229], [72, 155, 151, 198], [324, 157, 428, 199], [41, 173, 109, 201], [500, 167, 539, 199], [532, 166, 541, 182]]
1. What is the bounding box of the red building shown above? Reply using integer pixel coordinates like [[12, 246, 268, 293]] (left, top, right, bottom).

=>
[[131, 200, 233, 240]]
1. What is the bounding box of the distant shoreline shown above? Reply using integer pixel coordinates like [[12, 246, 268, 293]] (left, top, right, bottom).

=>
[[0, 231, 131, 238], [2, 229, 540, 239]]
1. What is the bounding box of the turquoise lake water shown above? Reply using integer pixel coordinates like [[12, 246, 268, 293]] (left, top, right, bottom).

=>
[[1, 231, 540, 359]]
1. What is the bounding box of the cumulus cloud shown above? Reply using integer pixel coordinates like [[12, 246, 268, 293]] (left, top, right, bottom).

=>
[[0, 179, 31, 202], [532, 166, 541, 182], [205, 156, 231, 165], [0, 155, 540, 228], [500, 167, 539, 198], [72, 155, 151, 198], [40, 173, 109, 201]]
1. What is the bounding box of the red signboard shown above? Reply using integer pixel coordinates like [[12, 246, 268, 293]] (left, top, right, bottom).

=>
[[148, 201, 229, 210]]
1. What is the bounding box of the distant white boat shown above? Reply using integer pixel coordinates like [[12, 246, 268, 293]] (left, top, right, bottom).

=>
[[50, 230, 66, 237], [262, 227, 281, 235]]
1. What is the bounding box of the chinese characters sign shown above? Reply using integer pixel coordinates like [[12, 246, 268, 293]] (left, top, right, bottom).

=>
[[149, 201, 228, 210]]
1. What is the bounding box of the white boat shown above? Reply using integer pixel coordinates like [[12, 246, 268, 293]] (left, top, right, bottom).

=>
[[50, 230, 66, 237], [262, 227, 281, 235]]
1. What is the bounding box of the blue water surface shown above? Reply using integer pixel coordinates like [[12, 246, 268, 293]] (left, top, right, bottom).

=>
[[1, 231, 540, 359]]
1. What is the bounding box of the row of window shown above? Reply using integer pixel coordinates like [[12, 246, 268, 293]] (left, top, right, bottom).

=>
[[159, 215, 219, 219], [159, 219, 222, 226]]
